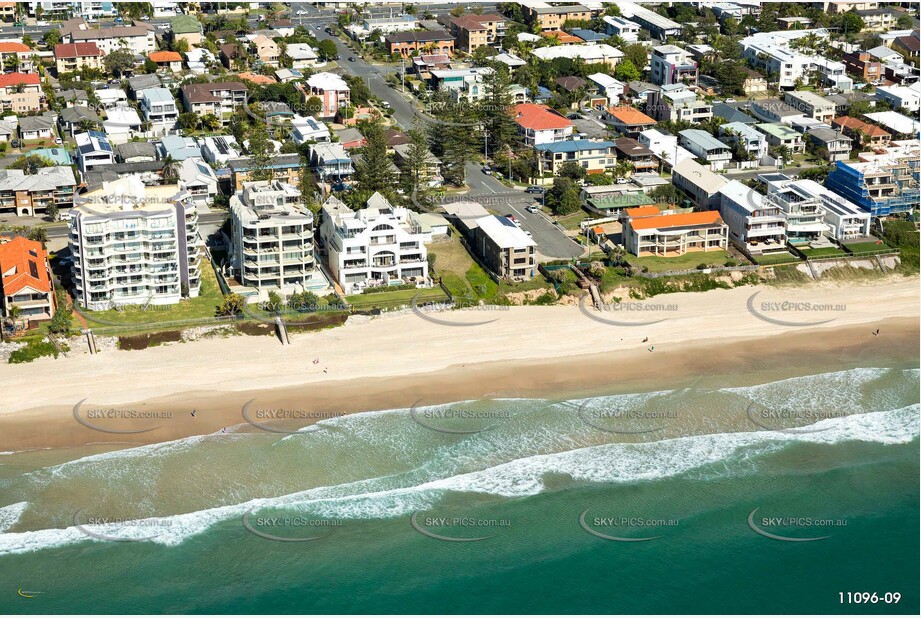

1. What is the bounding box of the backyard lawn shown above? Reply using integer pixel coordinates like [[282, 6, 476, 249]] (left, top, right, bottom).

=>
[[799, 246, 848, 259], [843, 239, 892, 254], [427, 233, 499, 300], [79, 261, 226, 327], [754, 251, 801, 265], [346, 286, 448, 310], [627, 250, 733, 273]]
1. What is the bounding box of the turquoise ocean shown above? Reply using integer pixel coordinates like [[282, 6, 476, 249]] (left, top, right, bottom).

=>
[[1, 365, 918, 614]]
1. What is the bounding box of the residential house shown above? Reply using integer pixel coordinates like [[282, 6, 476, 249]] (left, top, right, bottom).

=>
[[180, 82, 248, 125], [618, 1, 683, 39], [102, 105, 144, 143], [116, 141, 158, 164], [755, 123, 805, 154], [766, 175, 870, 239], [842, 50, 883, 83], [18, 113, 56, 142], [672, 157, 728, 210], [140, 87, 179, 136], [159, 135, 202, 161], [229, 180, 321, 296], [127, 73, 162, 100], [806, 127, 852, 162], [602, 16, 641, 41], [148, 51, 183, 73], [624, 208, 729, 257], [319, 193, 430, 293], [762, 180, 829, 243], [337, 127, 366, 150], [582, 186, 655, 216], [178, 157, 219, 206], [229, 153, 302, 189], [285, 43, 322, 69], [68, 176, 202, 310], [251, 34, 280, 67], [874, 83, 921, 114], [510, 103, 574, 147], [716, 180, 787, 254], [393, 143, 443, 188], [0, 166, 76, 217], [742, 67, 769, 96], [170, 14, 203, 46], [0, 73, 42, 113], [646, 83, 712, 123], [275, 68, 305, 83], [750, 98, 807, 125], [185, 48, 217, 75], [614, 137, 658, 175], [304, 72, 350, 120], [650, 45, 698, 87], [471, 215, 537, 280], [450, 13, 507, 52], [59, 105, 100, 136], [832, 115, 891, 148], [385, 31, 454, 58], [0, 236, 55, 325], [430, 66, 493, 103], [604, 106, 657, 137], [679, 129, 732, 171], [535, 140, 617, 176], [587, 73, 625, 106], [783, 91, 837, 123], [308, 143, 354, 181], [855, 7, 896, 32], [74, 130, 115, 174], [200, 135, 241, 166], [291, 115, 331, 145], [719, 122, 769, 163], [638, 129, 695, 169], [219, 43, 244, 70]]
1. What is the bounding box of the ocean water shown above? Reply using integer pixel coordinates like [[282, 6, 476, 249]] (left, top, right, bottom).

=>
[[0, 366, 918, 614]]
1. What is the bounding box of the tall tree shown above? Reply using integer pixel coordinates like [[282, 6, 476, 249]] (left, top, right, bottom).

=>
[[479, 63, 517, 156], [247, 122, 274, 181], [402, 125, 433, 206], [354, 121, 395, 195]]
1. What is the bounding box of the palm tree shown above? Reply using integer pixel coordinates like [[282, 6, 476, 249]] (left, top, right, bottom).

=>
[[161, 155, 181, 181]]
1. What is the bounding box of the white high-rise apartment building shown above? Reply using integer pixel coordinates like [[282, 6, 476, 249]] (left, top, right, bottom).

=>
[[69, 176, 202, 310]]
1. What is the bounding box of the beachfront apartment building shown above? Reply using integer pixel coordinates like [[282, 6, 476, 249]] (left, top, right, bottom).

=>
[[763, 175, 871, 240], [678, 129, 732, 172], [180, 82, 248, 126], [68, 176, 202, 311], [784, 91, 837, 123], [623, 206, 729, 257], [229, 180, 320, 296], [470, 215, 537, 280], [650, 45, 698, 87], [0, 73, 42, 113], [140, 87, 179, 136], [671, 158, 728, 210], [717, 180, 787, 254], [535, 140, 617, 176], [319, 193, 429, 294], [761, 179, 828, 243], [825, 140, 920, 217], [0, 166, 77, 218], [511, 103, 574, 147], [304, 72, 350, 120], [0, 236, 56, 326]]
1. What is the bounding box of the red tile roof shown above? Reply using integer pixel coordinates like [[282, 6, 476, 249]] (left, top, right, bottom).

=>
[[0, 236, 52, 296], [629, 210, 725, 231], [148, 51, 182, 63], [510, 103, 573, 131], [0, 72, 40, 88], [54, 42, 102, 59], [0, 42, 30, 53]]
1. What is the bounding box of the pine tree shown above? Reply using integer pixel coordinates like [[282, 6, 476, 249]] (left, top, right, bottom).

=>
[[479, 63, 517, 156], [247, 122, 274, 182], [354, 121, 396, 195], [402, 125, 433, 207]]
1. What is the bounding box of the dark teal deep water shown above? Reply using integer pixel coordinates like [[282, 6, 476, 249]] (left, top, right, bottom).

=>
[[1, 367, 918, 614]]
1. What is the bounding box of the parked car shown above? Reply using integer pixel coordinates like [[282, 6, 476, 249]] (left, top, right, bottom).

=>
[[526, 205, 539, 213], [525, 185, 543, 194], [348, 56, 356, 62]]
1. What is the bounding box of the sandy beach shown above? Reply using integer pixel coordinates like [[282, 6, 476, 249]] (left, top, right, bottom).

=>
[[1, 279, 918, 450]]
